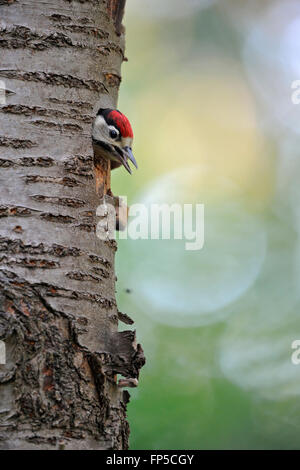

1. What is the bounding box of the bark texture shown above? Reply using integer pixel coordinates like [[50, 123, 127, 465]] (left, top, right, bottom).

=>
[[0, 0, 144, 450]]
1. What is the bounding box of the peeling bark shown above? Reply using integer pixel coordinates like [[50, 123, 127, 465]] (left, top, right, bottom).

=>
[[0, 0, 144, 450]]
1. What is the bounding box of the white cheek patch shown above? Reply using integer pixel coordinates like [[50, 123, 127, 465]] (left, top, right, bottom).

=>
[[92, 115, 107, 140]]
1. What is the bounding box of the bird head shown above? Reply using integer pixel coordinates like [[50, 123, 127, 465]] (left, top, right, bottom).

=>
[[92, 108, 137, 173]]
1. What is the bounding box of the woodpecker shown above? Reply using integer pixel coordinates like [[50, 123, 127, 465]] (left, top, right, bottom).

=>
[[92, 108, 137, 174]]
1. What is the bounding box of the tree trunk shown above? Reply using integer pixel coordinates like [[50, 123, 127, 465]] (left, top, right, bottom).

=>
[[0, 0, 144, 450]]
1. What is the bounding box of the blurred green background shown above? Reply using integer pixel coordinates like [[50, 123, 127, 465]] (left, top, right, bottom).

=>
[[112, 0, 300, 449]]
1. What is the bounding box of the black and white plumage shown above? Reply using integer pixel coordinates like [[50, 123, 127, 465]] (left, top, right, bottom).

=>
[[92, 108, 137, 174]]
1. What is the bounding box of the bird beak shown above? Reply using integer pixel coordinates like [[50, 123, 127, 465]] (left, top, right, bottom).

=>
[[120, 154, 132, 174], [113, 147, 132, 174], [124, 146, 138, 169]]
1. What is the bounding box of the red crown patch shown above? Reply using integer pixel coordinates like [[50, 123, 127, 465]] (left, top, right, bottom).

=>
[[108, 110, 133, 138]]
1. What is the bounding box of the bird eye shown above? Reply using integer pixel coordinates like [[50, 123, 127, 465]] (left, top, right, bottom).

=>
[[109, 129, 118, 139]]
